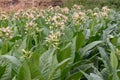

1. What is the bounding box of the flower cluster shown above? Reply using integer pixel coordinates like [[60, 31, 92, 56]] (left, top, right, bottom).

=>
[[13, 9, 24, 19], [45, 31, 61, 48], [102, 6, 111, 12], [72, 4, 83, 10], [0, 27, 13, 39], [13, 8, 39, 21], [93, 6, 111, 18], [61, 7, 69, 14], [21, 49, 32, 58], [46, 13, 68, 30], [25, 20, 41, 34], [101, 6, 111, 17], [44, 10, 68, 48], [72, 11, 86, 25], [0, 12, 8, 20], [52, 13, 67, 29]]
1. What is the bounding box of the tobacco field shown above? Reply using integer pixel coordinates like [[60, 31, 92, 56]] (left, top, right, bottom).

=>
[[0, 5, 120, 80]]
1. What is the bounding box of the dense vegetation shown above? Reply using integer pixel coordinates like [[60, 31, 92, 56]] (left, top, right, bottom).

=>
[[0, 5, 120, 80], [62, 0, 120, 10]]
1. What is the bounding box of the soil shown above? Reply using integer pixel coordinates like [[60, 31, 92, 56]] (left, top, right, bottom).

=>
[[0, 0, 64, 12]]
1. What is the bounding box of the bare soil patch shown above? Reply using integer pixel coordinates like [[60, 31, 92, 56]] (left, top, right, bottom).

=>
[[0, 0, 64, 12]]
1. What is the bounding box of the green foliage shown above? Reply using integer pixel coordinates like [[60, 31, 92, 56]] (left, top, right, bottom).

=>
[[63, 0, 120, 10], [0, 5, 120, 80]]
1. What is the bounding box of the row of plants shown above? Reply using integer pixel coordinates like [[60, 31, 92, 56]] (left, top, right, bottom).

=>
[[0, 5, 120, 80], [61, 0, 120, 10]]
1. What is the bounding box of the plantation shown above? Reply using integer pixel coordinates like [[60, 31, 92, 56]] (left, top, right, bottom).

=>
[[0, 5, 120, 80]]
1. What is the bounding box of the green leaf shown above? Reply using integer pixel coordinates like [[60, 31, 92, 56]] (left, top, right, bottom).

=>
[[10, 35, 22, 42], [110, 51, 118, 69], [107, 38, 116, 52], [76, 31, 85, 52], [110, 37, 118, 46], [39, 48, 58, 80], [1, 41, 9, 55], [0, 65, 7, 79], [58, 42, 74, 79], [0, 39, 3, 49], [110, 51, 119, 80], [2, 55, 21, 67], [90, 73, 103, 80], [57, 58, 70, 70], [58, 42, 71, 62], [100, 68, 108, 80], [66, 72, 82, 80], [28, 52, 44, 80], [81, 71, 103, 80], [80, 70, 91, 80], [48, 58, 70, 80], [12, 76, 17, 80], [19, 37, 27, 49], [17, 61, 31, 80], [98, 47, 112, 73], [0, 63, 12, 80], [13, 27, 19, 36], [80, 41, 103, 58], [18, 37, 27, 52]]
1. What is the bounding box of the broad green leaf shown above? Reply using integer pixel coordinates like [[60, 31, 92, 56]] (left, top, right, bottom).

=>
[[18, 37, 27, 53], [81, 71, 103, 80], [0, 65, 7, 79], [12, 76, 16, 80], [42, 27, 50, 36], [76, 31, 85, 52], [110, 51, 119, 80], [1, 41, 9, 55], [117, 70, 120, 79], [58, 43, 73, 80], [56, 58, 70, 70], [58, 42, 71, 62], [80, 70, 91, 80], [110, 37, 118, 46], [66, 72, 82, 80], [13, 27, 19, 36], [61, 27, 74, 42], [48, 54, 60, 80], [100, 68, 108, 80], [107, 38, 116, 52], [98, 47, 112, 73], [39, 48, 59, 80], [71, 37, 77, 63], [0, 63, 12, 80], [80, 41, 103, 58], [12, 76, 17, 80], [27, 52, 44, 79], [110, 51, 118, 69], [112, 71, 119, 80], [2, 55, 21, 67], [48, 58, 70, 80], [17, 61, 31, 80], [90, 73, 103, 80]]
